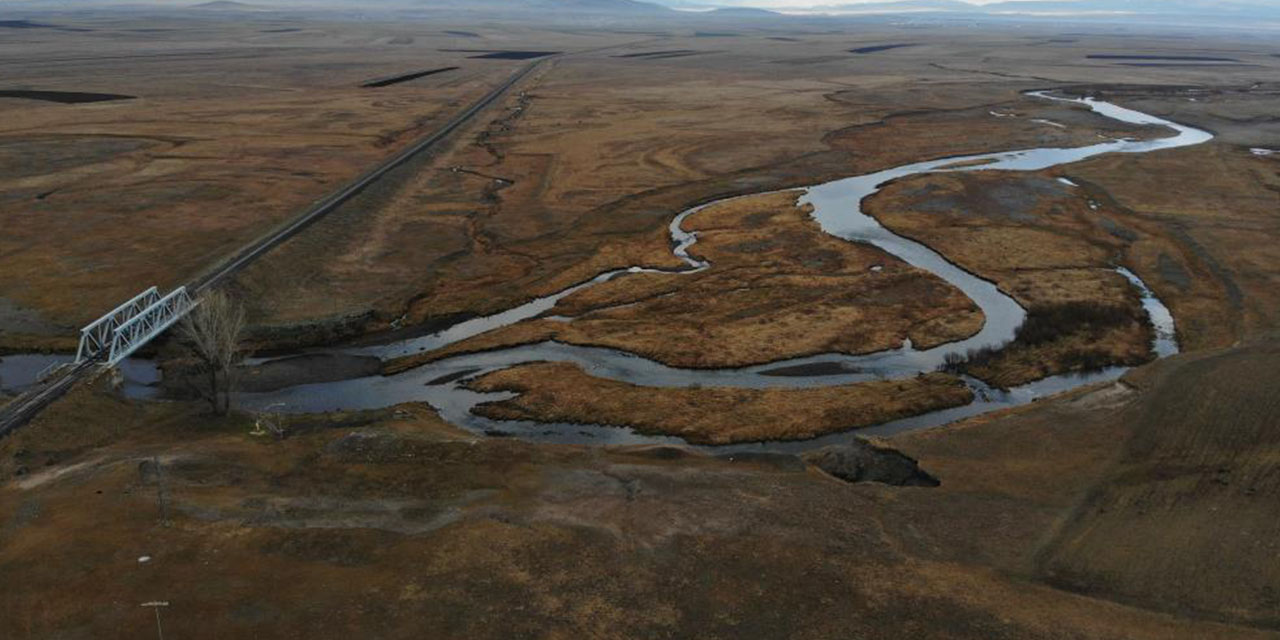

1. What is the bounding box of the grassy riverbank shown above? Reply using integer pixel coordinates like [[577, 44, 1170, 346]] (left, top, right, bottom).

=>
[[2, 337, 1278, 637], [467, 362, 973, 444]]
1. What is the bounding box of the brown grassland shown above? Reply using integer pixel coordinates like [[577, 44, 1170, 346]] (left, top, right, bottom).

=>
[[866, 171, 1159, 386], [1, 10, 1280, 639], [0, 19, 594, 350], [233, 43, 1177, 352], [385, 190, 984, 372], [1, 336, 1277, 638], [0, 17, 1275, 368], [467, 361, 973, 444]]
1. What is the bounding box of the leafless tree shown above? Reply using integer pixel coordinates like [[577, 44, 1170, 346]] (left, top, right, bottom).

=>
[[178, 290, 245, 415]]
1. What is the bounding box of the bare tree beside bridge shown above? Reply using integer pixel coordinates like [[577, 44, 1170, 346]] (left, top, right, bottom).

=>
[[178, 290, 245, 416]]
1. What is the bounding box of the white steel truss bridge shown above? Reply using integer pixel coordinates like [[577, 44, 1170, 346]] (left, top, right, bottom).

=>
[[76, 286, 198, 366]]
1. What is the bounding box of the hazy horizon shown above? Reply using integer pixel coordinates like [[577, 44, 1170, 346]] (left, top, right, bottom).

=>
[[10, 0, 1280, 27]]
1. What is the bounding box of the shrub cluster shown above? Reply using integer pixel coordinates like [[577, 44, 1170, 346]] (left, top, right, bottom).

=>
[[941, 301, 1146, 377], [1011, 302, 1141, 347]]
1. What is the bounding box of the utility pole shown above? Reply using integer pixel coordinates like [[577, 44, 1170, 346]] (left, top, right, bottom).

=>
[[153, 455, 169, 527], [141, 601, 169, 640]]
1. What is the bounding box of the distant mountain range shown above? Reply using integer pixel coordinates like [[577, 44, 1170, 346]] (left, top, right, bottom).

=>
[[806, 0, 1280, 18], [7, 0, 674, 12], [191, 1, 269, 9], [704, 6, 782, 16], [482, 0, 672, 13], [245, 0, 674, 12], [8, 0, 1280, 23], [651, 0, 1280, 19]]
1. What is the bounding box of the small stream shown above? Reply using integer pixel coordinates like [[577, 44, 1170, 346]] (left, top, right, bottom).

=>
[[3, 91, 1209, 451], [0, 353, 158, 399]]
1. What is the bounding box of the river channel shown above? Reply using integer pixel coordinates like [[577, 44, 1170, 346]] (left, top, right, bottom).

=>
[[1, 91, 1212, 452]]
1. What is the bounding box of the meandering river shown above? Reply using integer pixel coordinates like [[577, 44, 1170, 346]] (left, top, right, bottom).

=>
[[1, 91, 1211, 450]]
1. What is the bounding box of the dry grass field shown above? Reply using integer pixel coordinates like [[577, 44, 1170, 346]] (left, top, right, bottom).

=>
[[232, 28, 1219, 350], [224, 24, 1280, 397], [2, 10, 1280, 638], [385, 190, 984, 371], [468, 361, 973, 444], [0, 17, 608, 351], [866, 171, 1158, 386], [4, 16, 1277, 368], [1, 336, 1277, 638]]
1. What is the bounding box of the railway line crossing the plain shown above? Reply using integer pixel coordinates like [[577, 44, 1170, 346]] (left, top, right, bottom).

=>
[[0, 58, 550, 437]]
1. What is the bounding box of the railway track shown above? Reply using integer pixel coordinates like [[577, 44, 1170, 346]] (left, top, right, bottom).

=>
[[191, 57, 548, 291], [0, 58, 549, 437], [0, 361, 96, 437]]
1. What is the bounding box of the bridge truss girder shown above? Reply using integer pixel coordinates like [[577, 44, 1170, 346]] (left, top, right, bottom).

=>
[[76, 287, 161, 364], [106, 287, 198, 366]]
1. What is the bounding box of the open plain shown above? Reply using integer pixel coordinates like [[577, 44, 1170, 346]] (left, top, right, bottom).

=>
[[2, 337, 1279, 638], [1, 4, 1279, 638]]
